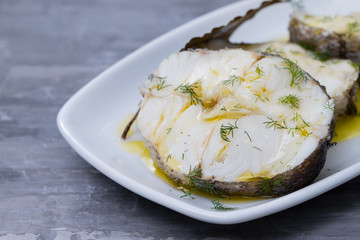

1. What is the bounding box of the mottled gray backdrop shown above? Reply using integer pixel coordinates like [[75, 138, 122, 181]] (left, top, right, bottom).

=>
[[0, 0, 359, 239]]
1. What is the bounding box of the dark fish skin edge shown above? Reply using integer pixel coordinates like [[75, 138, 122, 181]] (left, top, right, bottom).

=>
[[289, 16, 360, 65], [138, 1, 337, 198], [143, 53, 335, 197], [145, 121, 333, 197], [289, 17, 359, 116]]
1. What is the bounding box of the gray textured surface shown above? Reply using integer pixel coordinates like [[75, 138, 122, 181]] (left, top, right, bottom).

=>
[[0, 0, 359, 239]]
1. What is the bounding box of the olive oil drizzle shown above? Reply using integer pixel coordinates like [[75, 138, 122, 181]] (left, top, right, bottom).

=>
[[119, 89, 360, 208], [333, 89, 360, 142]]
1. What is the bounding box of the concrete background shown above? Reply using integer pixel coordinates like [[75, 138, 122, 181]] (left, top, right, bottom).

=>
[[0, 0, 359, 239]]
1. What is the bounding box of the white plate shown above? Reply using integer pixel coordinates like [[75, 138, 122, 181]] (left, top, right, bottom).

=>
[[57, 0, 360, 224]]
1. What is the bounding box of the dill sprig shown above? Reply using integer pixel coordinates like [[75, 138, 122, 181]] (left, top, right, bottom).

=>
[[260, 176, 284, 195], [265, 46, 284, 55], [175, 81, 204, 106], [282, 58, 308, 87], [279, 94, 301, 109], [254, 93, 269, 103], [220, 120, 239, 142], [288, 113, 311, 137], [324, 101, 335, 111], [230, 103, 242, 112], [180, 189, 195, 199], [148, 74, 171, 91], [211, 199, 236, 211], [253, 146, 262, 151], [180, 166, 217, 199], [148, 73, 166, 81], [255, 65, 265, 78], [263, 117, 287, 130], [348, 22, 360, 34], [165, 154, 172, 162], [291, 113, 310, 129], [156, 79, 170, 91], [244, 130, 252, 142], [222, 75, 243, 86], [220, 106, 227, 111]]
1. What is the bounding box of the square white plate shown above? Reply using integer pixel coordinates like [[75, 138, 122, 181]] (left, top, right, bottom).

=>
[[57, 0, 360, 224]]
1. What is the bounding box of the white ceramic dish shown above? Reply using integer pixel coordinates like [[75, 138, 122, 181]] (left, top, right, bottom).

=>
[[57, 0, 360, 224]]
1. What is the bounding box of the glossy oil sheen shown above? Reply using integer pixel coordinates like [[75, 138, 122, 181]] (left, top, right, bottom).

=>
[[118, 116, 267, 203], [333, 90, 360, 143]]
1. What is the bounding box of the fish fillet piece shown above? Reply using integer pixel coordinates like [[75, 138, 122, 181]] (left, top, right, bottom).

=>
[[290, 11, 360, 65], [241, 41, 359, 116], [137, 49, 334, 196]]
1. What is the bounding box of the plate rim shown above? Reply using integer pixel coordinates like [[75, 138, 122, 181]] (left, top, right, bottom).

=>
[[57, 0, 360, 224]]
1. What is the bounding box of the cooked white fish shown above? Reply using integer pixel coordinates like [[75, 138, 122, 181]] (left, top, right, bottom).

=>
[[241, 41, 359, 116], [137, 48, 334, 196], [290, 11, 360, 64]]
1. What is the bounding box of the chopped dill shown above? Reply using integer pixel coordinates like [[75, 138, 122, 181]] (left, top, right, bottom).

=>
[[175, 81, 204, 106], [279, 94, 301, 109], [291, 112, 310, 127], [180, 166, 218, 199], [282, 58, 308, 87], [244, 130, 252, 142], [165, 154, 172, 162], [220, 120, 239, 142], [263, 117, 287, 130], [260, 176, 284, 195], [233, 103, 242, 109], [148, 74, 170, 90], [288, 113, 311, 137], [255, 65, 265, 78], [156, 79, 170, 91], [222, 75, 243, 86], [324, 101, 335, 111], [265, 46, 284, 55], [148, 73, 167, 81], [166, 128, 172, 134], [254, 93, 269, 103], [253, 146, 262, 151], [220, 106, 227, 111], [180, 189, 195, 199], [211, 199, 236, 211], [230, 103, 242, 112]]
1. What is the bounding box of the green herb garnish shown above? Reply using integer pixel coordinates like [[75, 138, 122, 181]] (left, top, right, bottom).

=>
[[211, 199, 236, 211], [156, 79, 170, 91], [180, 166, 218, 199], [255, 65, 265, 78], [220, 120, 239, 142], [265, 46, 284, 55], [254, 93, 269, 103], [324, 101, 335, 111], [282, 59, 308, 87], [263, 117, 287, 130], [175, 81, 204, 106], [260, 176, 284, 195], [244, 130, 252, 142], [222, 75, 243, 86], [279, 94, 301, 109], [165, 154, 172, 162]]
